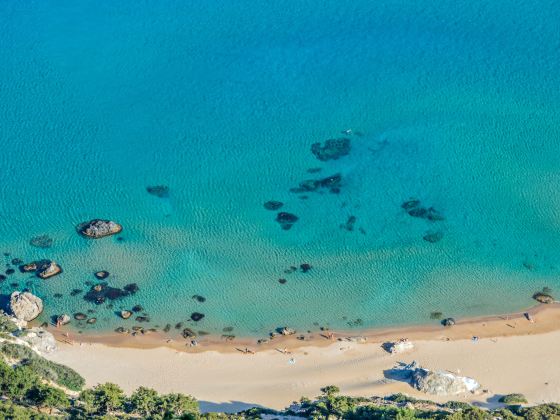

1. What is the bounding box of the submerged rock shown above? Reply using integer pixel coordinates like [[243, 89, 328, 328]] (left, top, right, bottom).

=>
[[300, 263, 312, 273], [192, 295, 206, 303], [263, 201, 284, 211], [83, 283, 137, 305], [78, 219, 123, 239], [146, 185, 170, 198], [132, 305, 144, 312], [87, 317, 97, 324], [276, 212, 299, 230], [311, 138, 351, 161], [182, 328, 196, 338], [402, 199, 445, 222], [73, 313, 87, 321], [423, 231, 443, 243], [190, 312, 205, 322], [29, 235, 53, 249], [290, 173, 343, 195], [9, 291, 43, 322], [340, 216, 356, 232]]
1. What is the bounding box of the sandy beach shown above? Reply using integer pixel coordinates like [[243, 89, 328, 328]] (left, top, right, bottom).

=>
[[44, 303, 560, 412]]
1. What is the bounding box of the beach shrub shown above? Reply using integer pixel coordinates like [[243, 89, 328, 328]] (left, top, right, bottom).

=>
[[159, 392, 200, 418], [499, 394, 528, 404], [128, 386, 160, 416], [0, 400, 54, 419], [446, 407, 491, 420], [0, 313, 19, 334], [27, 384, 70, 413], [79, 383, 125, 415], [443, 401, 473, 411], [517, 403, 560, 419]]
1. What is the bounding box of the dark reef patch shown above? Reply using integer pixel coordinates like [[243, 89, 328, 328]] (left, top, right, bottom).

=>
[[83, 282, 138, 305], [29, 235, 53, 249], [263, 201, 283, 211], [146, 185, 170, 198], [311, 138, 351, 161]]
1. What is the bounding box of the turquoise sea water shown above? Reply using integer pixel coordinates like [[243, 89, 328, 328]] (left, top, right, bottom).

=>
[[1, 1, 560, 337]]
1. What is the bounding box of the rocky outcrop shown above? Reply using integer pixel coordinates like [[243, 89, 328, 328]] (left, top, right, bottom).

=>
[[95, 271, 110, 279], [17, 328, 57, 354], [311, 138, 351, 161], [412, 365, 480, 396], [9, 292, 43, 322], [56, 314, 71, 326], [120, 310, 132, 319], [533, 292, 554, 304], [290, 173, 343, 195], [392, 361, 480, 396], [441, 318, 456, 327], [78, 219, 122, 238], [385, 338, 414, 354], [36, 261, 62, 279]]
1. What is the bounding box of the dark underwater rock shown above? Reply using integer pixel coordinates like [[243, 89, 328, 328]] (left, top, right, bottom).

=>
[[190, 312, 205, 322], [146, 185, 170, 198], [263, 201, 283, 211], [423, 231, 443, 243], [192, 295, 206, 303], [340, 216, 356, 232], [83, 283, 133, 305], [311, 138, 351, 161], [132, 305, 144, 312], [276, 212, 299, 230], [78, 219, 123, 239], [70, 289, 83, 297], [300, 263, 312, 273], [11, 258, 23, 265], [290, 173, 343, 195], [123, 283, 139, 294], [136, 316, 150, 323], [278, 278, 287, 284], [30, 235, 53, 249], [402, 199, 445, 222], [5, 268, 15, 275]]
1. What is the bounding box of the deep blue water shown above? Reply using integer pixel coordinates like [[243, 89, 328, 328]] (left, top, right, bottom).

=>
[[1, 0, 559, 337]]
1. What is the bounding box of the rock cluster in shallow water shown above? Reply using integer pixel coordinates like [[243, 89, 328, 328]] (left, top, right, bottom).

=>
[[311, 138, 351, 161], [290, 173, 343, 195], [83, 282, 139, 305], [78, 219, 123, 238]]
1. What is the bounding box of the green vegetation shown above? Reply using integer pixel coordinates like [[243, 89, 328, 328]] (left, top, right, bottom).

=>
[[430, 311, 443, 320], [499, 393, 528, 404], [0, 341, 85, 390]]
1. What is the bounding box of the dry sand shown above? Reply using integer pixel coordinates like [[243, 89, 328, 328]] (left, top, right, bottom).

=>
[[44, 304, 560, 412]]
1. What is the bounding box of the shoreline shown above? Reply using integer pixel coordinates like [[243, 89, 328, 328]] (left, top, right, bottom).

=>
[[43, 302, 560, 411], [46, 301, 558, 353]]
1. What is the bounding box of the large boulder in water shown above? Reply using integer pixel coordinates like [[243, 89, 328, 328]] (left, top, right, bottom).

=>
[[9, 291, 43, 322], [17, 328, 57, 354], [78, 219, 122, 238], [311, 138, 351, 161]]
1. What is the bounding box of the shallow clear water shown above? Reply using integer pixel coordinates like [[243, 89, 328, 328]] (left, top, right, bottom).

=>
[[1, 0, 559, 337]]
